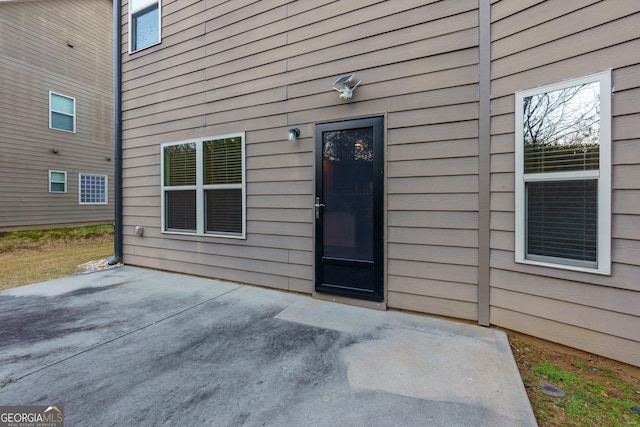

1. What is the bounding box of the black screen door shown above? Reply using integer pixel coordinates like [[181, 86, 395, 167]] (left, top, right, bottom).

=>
[[315, 117, 384, 302]]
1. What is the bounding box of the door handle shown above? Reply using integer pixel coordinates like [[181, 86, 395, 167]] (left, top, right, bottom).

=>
[[315, 197, 325, 219]]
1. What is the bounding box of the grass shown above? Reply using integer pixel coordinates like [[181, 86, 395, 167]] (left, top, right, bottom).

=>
[[0, 224, 112, 252], [510, 333, 640, 426], [533, 361, 638, 424], [0, 224, 114, 290]]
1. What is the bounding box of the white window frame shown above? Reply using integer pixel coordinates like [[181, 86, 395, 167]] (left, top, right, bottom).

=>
[[129, 0, 161, 53], [78, 173, 108, 205], [49, 170, 67, 193], [49, 92, 76, 133], [515, 70, 611, 275], [161, 132, 246, 239]]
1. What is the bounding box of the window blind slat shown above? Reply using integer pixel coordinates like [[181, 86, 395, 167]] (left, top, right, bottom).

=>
[[524, 144, 599, 173], [526, 180, 597, 263], [166, 190, 196, 231], [164, 143, 196, 186], [206, 189, 242, 234], [204, 137, 242, 185]]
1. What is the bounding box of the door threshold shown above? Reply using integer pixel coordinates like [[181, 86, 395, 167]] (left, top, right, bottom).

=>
[[312, 292, 387, 311]]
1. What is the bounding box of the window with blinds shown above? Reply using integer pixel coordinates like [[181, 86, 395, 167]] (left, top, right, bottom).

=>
[[163, 143, 196, 232], [515, 71, 611, 274], [526, 180, 597, 263], [164, 143, 196, 186], [204, 138, 243, 235], [161, 134, 245, 238]]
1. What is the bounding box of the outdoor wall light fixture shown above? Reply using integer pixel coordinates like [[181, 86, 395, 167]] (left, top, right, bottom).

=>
[[333, 73, 362, 102], [288, 128, 300, 141]]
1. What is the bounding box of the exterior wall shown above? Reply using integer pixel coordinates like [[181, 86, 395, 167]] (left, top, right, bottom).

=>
[[489, 0, 640, 367], [120, 0, 640, 366], [120, 0, 481, 318], [0, 0, 114, 230]]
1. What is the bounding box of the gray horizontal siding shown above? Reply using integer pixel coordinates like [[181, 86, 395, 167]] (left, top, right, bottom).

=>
[[121, 0, 481, 317], [120, 0, 640, 367], [0, 0, 114, 230], [489, 0, 640, 366]]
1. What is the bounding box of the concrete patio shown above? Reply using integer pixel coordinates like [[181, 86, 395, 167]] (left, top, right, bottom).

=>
[[0, 266, 536, 426]]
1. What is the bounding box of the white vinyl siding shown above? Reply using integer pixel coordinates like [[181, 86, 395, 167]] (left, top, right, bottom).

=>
[[161, 133, 246, 238], [49, 92, 75, 132], [129, 0, 161, 53], [515, 70, 612, 274]]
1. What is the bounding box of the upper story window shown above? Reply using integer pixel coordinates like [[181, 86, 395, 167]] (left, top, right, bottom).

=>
[[129, 0, 161, 53], [49, 170, 67, 193], [49, 92, 75, 133], [161, 133, 246, 238], [515, 70, 611, 275]]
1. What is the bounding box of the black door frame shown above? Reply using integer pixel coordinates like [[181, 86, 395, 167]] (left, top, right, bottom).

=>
[[314, 117, 384, 302]]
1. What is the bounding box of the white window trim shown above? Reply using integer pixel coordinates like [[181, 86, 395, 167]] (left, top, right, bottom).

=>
[[160, 132, 246, 239], [514, 70, 611, 275], [49, 91, 76, 133], [49, 170, 67, 193], [129, 0, 162, 54], [78, 173, 108, 205]]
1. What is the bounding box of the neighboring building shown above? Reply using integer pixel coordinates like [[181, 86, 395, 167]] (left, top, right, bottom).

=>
[[118, 0, 640, 367], [0, 0, 114, 231]]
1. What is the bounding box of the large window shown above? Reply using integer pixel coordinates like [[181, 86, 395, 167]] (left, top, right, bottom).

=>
[[161, 133, 245, 238], [79, 174, 108, 205], [49, 92, 75, 132], [515, 70, 611, 274], [49, 170, 67, 193], [129, 0, 161, 52]]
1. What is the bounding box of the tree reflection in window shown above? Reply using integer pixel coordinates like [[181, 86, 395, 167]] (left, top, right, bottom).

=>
[[323, 129, 373, 163], [523, 82, 600, 173]]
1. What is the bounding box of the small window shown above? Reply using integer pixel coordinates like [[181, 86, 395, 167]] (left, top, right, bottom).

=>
[[49, 170, 67, 193], [49, 92, 75, 132], [79, 174, 108, 205], [515, 70, 611, 274], [161, 133, 246, 238], [130, 0, 161, 52]]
